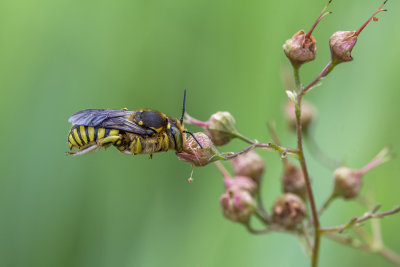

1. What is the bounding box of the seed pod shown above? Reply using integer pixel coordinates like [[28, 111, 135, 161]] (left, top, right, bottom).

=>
[[272, 193, 306, 229], [329, 31, 358, 63], [284, 100, 316, 134], [231, 151, 265, 183], [176, 132, 219, 166], [282, 162, 306, 200], [223, 176, 258, 195], [220, 189, 256, 223], [333, 167, 363, 199], [283, 30, 317, 67], [205, 112, 237, 146]]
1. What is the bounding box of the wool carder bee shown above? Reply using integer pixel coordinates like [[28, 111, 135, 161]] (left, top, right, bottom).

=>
[[67, 90, 201, 156]]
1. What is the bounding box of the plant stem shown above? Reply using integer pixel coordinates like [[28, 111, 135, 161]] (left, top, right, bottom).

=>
[[295, 93, 321, 267], [295, 61, 336, 267]]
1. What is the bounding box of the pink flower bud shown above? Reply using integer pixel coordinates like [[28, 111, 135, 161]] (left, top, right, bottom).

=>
[[176, 132, 219, 166], [220, 189, 256, 223], [224, 176, 257, 195], [282, 162, 306, 199], [205, 112, 237, 146], [333, 147, 392, 199], [231, 151, 265, 183], [283, 30, 317, 67], [329, 31, 358, 63], [272, 193, 306, 229], [284, 100, 316, 133], [329, 1, 387, 64]]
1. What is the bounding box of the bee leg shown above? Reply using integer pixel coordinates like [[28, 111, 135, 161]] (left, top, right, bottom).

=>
[[149, 154, 153, 159], [99, 135, 121, 147], [67, 145, 100, 156]]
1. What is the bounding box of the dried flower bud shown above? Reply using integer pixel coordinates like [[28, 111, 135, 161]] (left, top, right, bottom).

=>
[[205, 111, 238, 146], [333, 147, 392, 199], [224, 176, 257, 195], [220, 189, 256, 223], [283, 30, 317, 67], [176, 132, 220, 166], [282, 162, 306, 199], [333, 167, 363, 199], [231, 151, 265, 183], [329, 31, 357, 63], [284, 100, 316, 133], [329, 1, 387, 64], [272, 193, 306, 229]]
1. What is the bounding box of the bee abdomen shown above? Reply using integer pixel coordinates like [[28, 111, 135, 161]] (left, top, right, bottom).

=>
[[68, 125, 120, 149]]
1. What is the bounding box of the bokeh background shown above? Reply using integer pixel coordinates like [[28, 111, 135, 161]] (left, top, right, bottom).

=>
[[0, 0, 399, 266]]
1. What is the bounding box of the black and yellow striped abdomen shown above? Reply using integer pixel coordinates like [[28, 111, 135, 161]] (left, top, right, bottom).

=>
[[68, 125, 121, 149]]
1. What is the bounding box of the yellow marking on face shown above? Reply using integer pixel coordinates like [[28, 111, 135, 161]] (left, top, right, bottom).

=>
[[80, 125, 88, 144], [150, 126, 163, 133], [109, 129, 119, 136], [116, 139, 122, 145], [73, 128, 83, 146], [88, 127, 95, 142], [97, 128, 105, 139], [167, 123, 171, 129], [138, 121, 143, 126]]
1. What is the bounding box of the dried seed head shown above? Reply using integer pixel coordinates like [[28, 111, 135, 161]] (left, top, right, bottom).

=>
[[329, 31, 358, 63], [176, 132, 219, 166], [282, 0, 332, 67], [333, 167, 363, 199], [272, 193, 306, 229], [224, 176, 258, 195], [282, 162, 306, 199], [329, 1, 387, 64], [285, 100, 316, 133], [205, 111, 238, 146], [220, 189, 256, 223], [283, 30, 317, 67], [231, 151, 265, 183]]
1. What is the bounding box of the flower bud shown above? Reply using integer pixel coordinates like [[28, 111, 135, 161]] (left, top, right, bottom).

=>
[[272, 193, 306, 229], [329, 31, 357, 63], [224, 176, 257, 195], [283, 30, 317, 67], [284, 100, 316, 133], [333, 167, 363, 199], [282, 162, 306, 199], [205, 112, 237, 146], [176, 132, 220, 166], [220, 189, 256, 223], [329, 1, 388, 64], [231, 151, 265, 183]]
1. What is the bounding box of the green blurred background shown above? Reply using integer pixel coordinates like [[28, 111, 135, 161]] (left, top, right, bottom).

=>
[[0, 0, 399, 266]]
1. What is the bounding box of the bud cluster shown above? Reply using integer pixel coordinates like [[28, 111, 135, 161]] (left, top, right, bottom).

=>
[[219, 151, 266, 223]]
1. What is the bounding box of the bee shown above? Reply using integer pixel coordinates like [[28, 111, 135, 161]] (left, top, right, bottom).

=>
[[67, 90, 201, 156]]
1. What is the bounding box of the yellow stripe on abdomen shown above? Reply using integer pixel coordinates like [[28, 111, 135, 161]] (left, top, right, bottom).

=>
[[97, 128, 105, 139], [73, 128, 83, 146], [68, 133, 78, 147], [80, 125, 88, 144], [88, 127, 95, 142]]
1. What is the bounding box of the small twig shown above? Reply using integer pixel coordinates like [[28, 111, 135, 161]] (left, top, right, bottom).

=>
[[320, 206, 400, 233]]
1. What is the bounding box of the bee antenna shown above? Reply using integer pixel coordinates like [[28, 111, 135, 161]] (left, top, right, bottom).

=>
[[180, 89, 186, 125], [184, 130, 203, 149]]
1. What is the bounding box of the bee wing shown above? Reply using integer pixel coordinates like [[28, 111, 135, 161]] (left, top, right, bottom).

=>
[[68, 109, 152, 135]]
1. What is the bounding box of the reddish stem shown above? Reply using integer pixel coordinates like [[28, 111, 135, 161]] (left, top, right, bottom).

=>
[[355, 1, 388, 36]]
